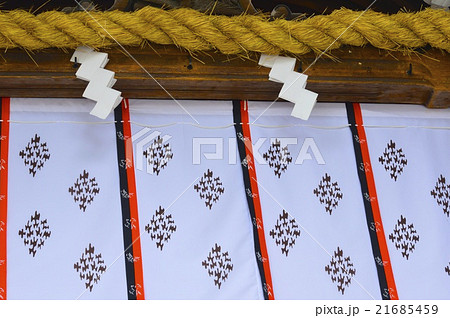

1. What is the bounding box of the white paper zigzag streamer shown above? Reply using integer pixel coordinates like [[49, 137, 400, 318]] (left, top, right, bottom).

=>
[[259, 54, 317, 121], [424, 0, 450, 8], [70, 46, 123, 119]]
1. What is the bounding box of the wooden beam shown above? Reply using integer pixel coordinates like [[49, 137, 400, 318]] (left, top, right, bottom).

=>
[[0, 46, 448, 108]]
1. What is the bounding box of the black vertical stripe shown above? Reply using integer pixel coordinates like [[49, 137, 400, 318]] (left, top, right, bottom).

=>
[[232, 100, 269, 300], [345, 102, 390, 300], [114, 103, 137, 300]]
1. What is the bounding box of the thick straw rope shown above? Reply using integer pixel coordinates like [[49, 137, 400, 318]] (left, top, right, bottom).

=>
[[0, 6, 449, 54]]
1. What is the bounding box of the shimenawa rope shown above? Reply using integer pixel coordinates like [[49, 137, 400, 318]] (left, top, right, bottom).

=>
[[0, 6, 448, 54]]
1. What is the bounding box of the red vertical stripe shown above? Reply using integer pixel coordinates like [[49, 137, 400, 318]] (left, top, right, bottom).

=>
[[0, 98, 10, 300], [121, 99, 145, 300], [353, 103, 398, 300], [240, 101, 275, 300]]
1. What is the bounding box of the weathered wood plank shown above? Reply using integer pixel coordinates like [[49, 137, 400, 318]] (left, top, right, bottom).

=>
[[0, 46, 448, 108]]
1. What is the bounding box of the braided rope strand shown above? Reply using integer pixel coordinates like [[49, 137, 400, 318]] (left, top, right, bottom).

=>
[[0, 6, 448, 54]]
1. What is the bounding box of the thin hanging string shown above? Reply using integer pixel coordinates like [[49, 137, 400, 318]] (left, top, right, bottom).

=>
[[3, 119, 450, 130]]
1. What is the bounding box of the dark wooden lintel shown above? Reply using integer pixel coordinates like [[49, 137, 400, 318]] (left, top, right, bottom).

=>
[[0, 46, 448, 108]]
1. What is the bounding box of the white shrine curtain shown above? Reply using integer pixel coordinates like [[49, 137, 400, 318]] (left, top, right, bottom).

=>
[[0, 98, 448, 300]]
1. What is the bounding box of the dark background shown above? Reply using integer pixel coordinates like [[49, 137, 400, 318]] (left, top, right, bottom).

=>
[[0, 0, 428, 14]]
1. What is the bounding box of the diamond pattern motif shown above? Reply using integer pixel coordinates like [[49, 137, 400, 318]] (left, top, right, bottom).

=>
[[68, 170, 100, 212], [19, 134, 51, 177], [143, 135, 173, 175], [430, 174, 450, 217], [18, 211, 51, 257], [378, 140, 407, 181], [263, 139, 292, 178], [325, 247, 356, 295], [74, 244, 107, 292], [202, 243, 233, 289], [194, 169, 225, 209], [145, 206, 177, 250], [269, 210, 301, 256], [388, 215, 419, 260], [313, 173, 343, 215]]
